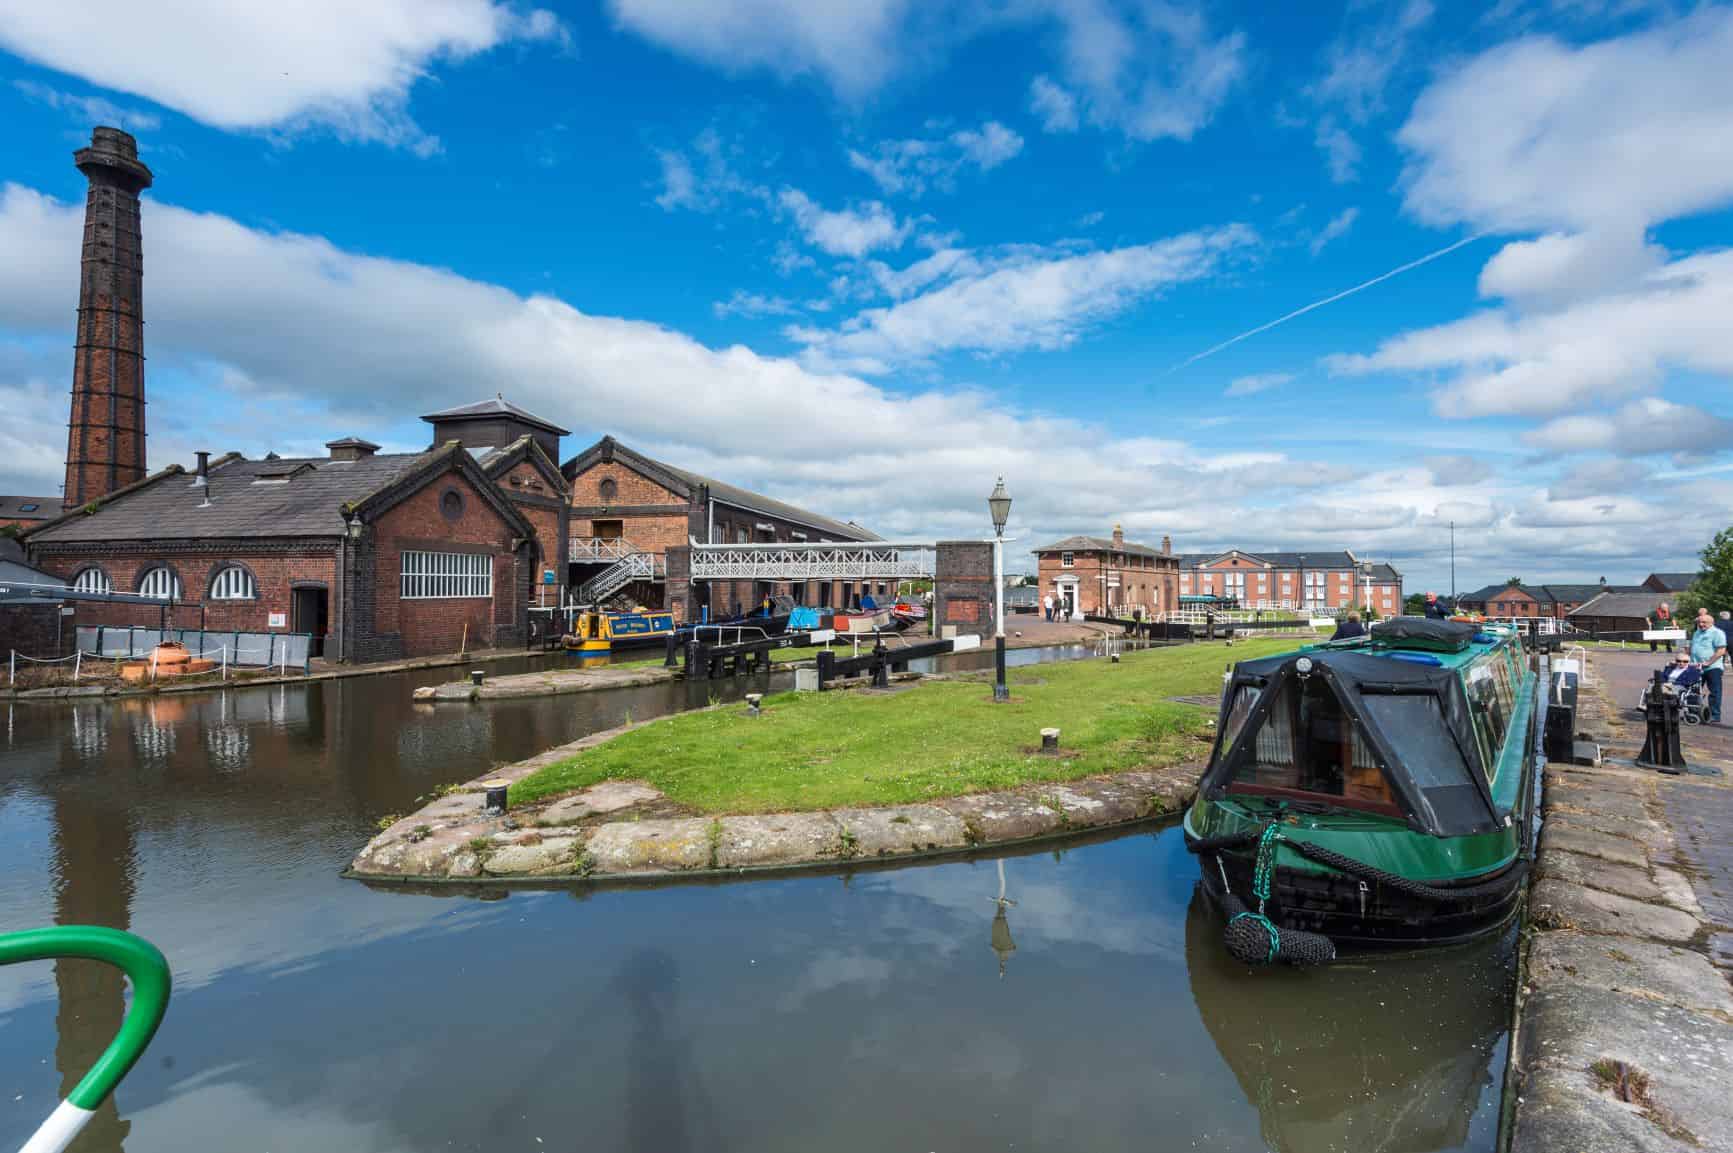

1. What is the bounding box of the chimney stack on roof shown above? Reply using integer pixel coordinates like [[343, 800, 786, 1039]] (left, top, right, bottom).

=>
[[326, 437, 381, 462], [192, 451, 210, 487], [1112, 523, 1124, 548], [1162, 534, 1172, 556]]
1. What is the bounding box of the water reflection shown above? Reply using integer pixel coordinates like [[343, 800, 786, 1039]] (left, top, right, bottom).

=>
[[3, 654, 1510, 1153], [1186, 889, 1513, 1153]]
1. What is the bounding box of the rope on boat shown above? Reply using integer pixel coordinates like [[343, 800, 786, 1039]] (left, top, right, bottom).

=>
[[1212, 826, 1336, 967], [1186, 825, 1526, 904]]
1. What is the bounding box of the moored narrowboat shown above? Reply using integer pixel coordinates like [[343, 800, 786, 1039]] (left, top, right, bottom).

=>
[[1183, 617, 1543, 965], [563, 609, 678, 653]]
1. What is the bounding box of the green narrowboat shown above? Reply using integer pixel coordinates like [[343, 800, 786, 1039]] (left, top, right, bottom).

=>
[[1183, 617, 1543, 964]]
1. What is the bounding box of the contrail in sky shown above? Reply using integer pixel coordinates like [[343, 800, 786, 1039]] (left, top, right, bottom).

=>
[[1167, 232, 1489, 373]]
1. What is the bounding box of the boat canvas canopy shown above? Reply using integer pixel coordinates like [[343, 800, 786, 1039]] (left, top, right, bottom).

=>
[[1199, 650, 1499, 837]]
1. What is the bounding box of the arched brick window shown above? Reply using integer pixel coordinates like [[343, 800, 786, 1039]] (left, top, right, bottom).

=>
[[72, 567, 112, 595], [598, 477, 618, 501], [209, 565, 258, 600], [138, 566, 181, 600]]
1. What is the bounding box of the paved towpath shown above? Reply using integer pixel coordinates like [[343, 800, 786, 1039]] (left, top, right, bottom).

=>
[[1508, 652, 1733, 1153]]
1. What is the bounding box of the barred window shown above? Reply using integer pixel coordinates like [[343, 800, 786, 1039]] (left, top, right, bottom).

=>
[[210, 566, 257, 600], [72, 567, 111, 594], [400, 551, 492, 599], [138, 567, 181, 600]]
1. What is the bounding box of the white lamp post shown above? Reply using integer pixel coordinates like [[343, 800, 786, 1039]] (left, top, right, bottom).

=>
[[988, 478, 1011, 703]]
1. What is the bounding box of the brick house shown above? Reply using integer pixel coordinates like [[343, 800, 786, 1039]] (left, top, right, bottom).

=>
[[562, 436, 879, 619], [1032, 526, 1180, 617], [24, 438, 537, 662], [1456, 581, 1627, 620], [1176, 550, 1403, 615]]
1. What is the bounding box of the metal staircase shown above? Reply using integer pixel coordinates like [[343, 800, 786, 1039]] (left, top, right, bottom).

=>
[[570, 537, 664, 606]]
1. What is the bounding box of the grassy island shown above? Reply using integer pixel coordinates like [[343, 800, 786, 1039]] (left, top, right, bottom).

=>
[[511, 638, 1295, 813]]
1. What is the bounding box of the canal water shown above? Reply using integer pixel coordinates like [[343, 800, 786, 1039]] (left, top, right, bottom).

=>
[[1, 655, 1514, 1153]]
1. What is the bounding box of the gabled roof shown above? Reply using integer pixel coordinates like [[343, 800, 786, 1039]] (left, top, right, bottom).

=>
[[1539, 583, 1615, 603], [1646, 572, 1700, 592], [475, 434, 568, 495], [564, 436, 878, 542], [1034, 534, 1170, 559], [1176, 550, 1360, 570], [422, 396, 570, 436], [27, 443, 534, 543], [1569, 590, 1670, 619]]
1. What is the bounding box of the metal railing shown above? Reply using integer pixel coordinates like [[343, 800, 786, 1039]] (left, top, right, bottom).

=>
[[577, 551, 665, 605], [567, 536, 641, 563], [688, 540, 935, 581]]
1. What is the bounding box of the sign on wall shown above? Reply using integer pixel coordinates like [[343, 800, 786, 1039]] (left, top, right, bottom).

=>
[[543, 569, 556, 585], [268, 612, 287, 629]]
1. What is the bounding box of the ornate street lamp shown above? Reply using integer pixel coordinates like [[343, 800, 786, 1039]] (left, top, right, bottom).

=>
[[988, 478, 1011, 702]]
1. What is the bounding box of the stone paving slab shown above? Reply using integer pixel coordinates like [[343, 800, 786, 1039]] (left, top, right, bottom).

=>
[[535, 781, 665, 826], [1530, 877, 1699, 942], [415, 664, 676, 702], [585, 818, 713, 873], [833, 805, 968, 857], [715, 813, 841, 868], [1538, 822, 1650, 868], [1512, 654, 1733, 1153], [1520, 984, 1732, 1151]]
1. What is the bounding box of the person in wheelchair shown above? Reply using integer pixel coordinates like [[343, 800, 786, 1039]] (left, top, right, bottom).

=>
[[1645, 653, 1708, 724], [1665, 652, 1703, 690]]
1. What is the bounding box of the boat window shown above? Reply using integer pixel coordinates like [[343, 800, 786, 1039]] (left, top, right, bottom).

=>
[[1228, 675, 1396, 810], [1219, 685, 1259, 754], [1360, 693, 1490, 832], [1465, 666, 1507, 777]]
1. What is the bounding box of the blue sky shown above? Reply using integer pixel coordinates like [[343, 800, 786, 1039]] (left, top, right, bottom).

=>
[[1, 0, 1730, 592]]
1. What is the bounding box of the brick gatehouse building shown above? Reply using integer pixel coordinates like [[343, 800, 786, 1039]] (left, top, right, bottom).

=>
[[1033, 526, 1180, 617]]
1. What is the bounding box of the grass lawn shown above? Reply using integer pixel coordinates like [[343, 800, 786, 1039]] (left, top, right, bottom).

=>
[[511, 637, 1295, 813]]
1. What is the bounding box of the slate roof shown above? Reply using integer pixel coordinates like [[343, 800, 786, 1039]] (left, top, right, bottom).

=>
[[27, 444, 523, 543], [1176, 551, 1400, 578], [0, 495, 59, 521], [0, 551, 62, 589], [566, 437, 878, 542], [1569, 590, 1670, 619], [1646, 572, 1700, 592], [1460, 581, 1644, 606], [1034, 534, 1171, 559], [423, 396, 570, 436]]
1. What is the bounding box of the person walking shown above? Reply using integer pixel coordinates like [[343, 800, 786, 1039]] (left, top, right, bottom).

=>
[[1690, 607, 1727, 724], [1650, 601, 1674, 653], [1331, 610, 1367, 641]]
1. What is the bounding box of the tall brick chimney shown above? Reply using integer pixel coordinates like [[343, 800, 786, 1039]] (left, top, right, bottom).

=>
[[1112, 523, 1124, 548], [64, 127, 153, 508]]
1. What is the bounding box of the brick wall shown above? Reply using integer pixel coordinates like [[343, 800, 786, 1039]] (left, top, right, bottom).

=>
[[935, 541, 994, 637], [1180, 557, 1402, 613], [0, 603, 75, 660], [569, 461, 682, 509], [369, 470, 525, 658], [499, 460, 566, 576], [34, 547, 338, 635]]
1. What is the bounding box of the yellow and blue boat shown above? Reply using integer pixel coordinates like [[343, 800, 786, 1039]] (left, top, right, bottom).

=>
[[563, 609, 678, 653]]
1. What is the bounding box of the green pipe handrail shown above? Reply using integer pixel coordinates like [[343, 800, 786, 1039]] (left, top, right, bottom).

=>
[[2, 926, 171, 1153]]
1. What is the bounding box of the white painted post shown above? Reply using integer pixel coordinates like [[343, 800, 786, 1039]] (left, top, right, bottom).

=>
[[221, 645, 228, 682], [73, 650, 81, 681], [8, 650, 14, 686]]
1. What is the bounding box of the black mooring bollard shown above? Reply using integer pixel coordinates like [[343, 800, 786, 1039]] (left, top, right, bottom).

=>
[[664, 633, 680, 668], [482, 778, 510, 815], [470, 668, 485, 686], [1636, 669, 1688, 774]]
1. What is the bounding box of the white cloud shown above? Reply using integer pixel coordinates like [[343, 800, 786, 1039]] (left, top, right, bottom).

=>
[[1476, 227, 1665, 307], [1329, 245, 1733, 420], [1309, 206, 1359, 256], [846, 121, 1024, 198], [651, 129, 769, 213], [1422, 455, 1494, 486], [1314, 117, 1360, 184], [1524, 398, 1733, 457], [13, 79, 160, 131], [1312, 0, 1434, 124], [1548, 457, 1653, 499], [2, 182, 1722, 589], [0, 1, 566, 152], [1223, 372, 1291, 398], [1028, 75, 1079, 133], [793, 224, 1255, 373], [777, 189, 911, 258], [1398, 8, 1733, 233], [611, 1, 1242, 142], [713, 290, 798, 319], [607, 0, 911, 99]]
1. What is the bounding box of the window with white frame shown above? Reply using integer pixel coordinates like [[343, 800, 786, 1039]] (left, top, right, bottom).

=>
[[138, 567, 181, 600], [400, 551, 492, 599], [1225, 572, 1245, 597], [209, 565, 257, 600], [1061, 551, 1074, 567], [72, 567, 111, 594]]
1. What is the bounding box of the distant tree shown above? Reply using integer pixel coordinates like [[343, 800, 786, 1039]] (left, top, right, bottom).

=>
[[1674, 527, 1733, 619], [1506, 576, 1522, 586], [1403, 593, 1427, 615]]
